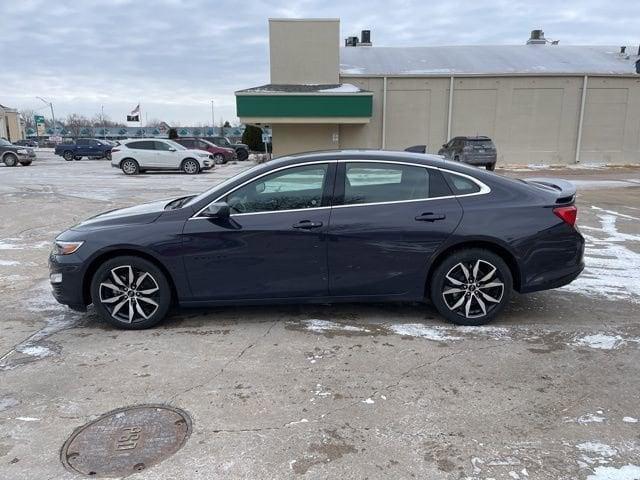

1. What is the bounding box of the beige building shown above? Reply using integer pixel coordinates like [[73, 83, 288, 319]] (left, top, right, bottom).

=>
[[236, 19, 640, 165], [0, 104, 24, 143]]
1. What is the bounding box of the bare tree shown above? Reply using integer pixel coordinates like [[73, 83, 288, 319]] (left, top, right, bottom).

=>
[[19, 109, 37, 130], [65, 114, 93, 138], [91, 113, 125, 128]]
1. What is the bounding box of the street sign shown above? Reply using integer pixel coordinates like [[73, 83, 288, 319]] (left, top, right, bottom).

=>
[[261, 133, 271, 143], [35, 115, 46, 136]]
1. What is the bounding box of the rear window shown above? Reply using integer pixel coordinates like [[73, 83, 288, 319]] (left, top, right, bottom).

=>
[[342, 162, 450, 205], [443, 172, 481, 195], [466, 139, 495, 148], [127, 141, 154, 150]]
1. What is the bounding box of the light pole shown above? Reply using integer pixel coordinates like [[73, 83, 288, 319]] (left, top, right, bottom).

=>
[[211, 100, 216, 135], [36, 96, 56, 138], [101, 105, 106, 139]]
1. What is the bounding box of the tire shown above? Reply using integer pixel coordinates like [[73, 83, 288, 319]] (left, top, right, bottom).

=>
[[486, 163, 496, 171], [121, 159, 140, 175], [181, 158, 200, 174], [19, 161, 32, 166], [213, 153, 225, 165], [90, 256, 171, 329], [74, 156, 82, 161], [3, 153, 18, 167], [63, 151, 74, 161], [237, 149, 249, 161], [429, 248, 512, 326]]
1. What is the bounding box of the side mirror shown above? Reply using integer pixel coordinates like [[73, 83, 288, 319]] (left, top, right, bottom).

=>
[[201, 202, 230, 219], [168, 147, 176, 152]]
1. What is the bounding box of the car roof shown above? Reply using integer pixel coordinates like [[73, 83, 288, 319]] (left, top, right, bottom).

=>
[[266, 149, 446, 168]]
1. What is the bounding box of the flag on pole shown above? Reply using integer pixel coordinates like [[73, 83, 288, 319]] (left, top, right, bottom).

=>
[[127, 104, 140, 122]]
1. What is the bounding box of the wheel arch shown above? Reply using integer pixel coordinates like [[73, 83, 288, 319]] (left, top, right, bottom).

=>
[[82, 248, 178, 306], [424, 239, 522, 299]]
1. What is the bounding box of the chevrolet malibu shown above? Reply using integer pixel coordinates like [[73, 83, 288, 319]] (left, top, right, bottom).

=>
[[49, 150, 584, 329]]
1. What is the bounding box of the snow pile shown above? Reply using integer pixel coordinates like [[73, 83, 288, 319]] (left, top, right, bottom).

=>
[[586, 465, 640, 480], [318, 84, 361, 93], [302, 319, 369, 333]]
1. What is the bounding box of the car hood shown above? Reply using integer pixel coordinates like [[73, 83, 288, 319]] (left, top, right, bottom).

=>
[[70, 199, 170, 231]]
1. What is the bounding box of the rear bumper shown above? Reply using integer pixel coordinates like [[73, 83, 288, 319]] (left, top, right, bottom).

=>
[[461, 154, 497, 166], [519, 261, 584, 293]]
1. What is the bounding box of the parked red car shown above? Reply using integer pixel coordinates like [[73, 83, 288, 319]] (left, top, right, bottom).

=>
[[173, 137, 236, 164]]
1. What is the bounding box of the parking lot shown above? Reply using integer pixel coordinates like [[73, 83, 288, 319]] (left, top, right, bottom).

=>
[[1, 151, 639, 479]]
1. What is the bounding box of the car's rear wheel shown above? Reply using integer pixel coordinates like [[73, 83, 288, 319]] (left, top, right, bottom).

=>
[[121, 159, 139, 175], [3, 153, 18, 167], [90, 256, 171, 329], [237, 149, 249, 161], [63, 151, 74, 161], [486, 163, 496, 171], [213, 153, 225, 165], [429, 248, 512, 326], [181, 158, 200, 174]]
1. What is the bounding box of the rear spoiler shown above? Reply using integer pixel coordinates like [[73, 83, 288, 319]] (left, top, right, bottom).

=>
[[522, 177, 576, 204]]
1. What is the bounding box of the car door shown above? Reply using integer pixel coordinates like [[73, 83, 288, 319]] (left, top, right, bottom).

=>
[[126, 141, 155, 167], [181, 162, 336, 300], [153, 140, 180, 169], [327, 160, 463, 297]]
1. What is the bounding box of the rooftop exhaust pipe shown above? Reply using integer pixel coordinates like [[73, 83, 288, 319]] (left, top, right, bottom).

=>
[[526, 29, 547, 45], [360, 30, 372, 46]]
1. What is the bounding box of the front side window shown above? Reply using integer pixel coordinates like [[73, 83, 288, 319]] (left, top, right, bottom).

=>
[[224, 164, 329, 214], [153, 141, 172, 151], [77, 139, 89, 146], [343, 162, 431, 205], [196, 141, 211, 150]]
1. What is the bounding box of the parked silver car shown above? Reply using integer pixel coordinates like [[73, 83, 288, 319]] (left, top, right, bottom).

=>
[[438, 136, 497, 171]]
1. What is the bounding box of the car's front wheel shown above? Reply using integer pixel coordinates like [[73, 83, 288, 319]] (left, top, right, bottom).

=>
[[213, 153, 225, 165], [63, 151, 74, 161], [429, 248, 512, 326], [90, 256, 171, 329], [121, 159, 139, 175], [181, 158, 200, 174], [237, 149, 249, 161]]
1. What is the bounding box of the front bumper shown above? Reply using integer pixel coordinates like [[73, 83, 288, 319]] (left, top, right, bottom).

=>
[[48, 252, 87, 310], [17, 151, 36, 161]]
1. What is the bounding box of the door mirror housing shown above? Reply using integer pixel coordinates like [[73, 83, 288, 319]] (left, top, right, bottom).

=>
[[168, 147, 176, 152], [200, 202, 230, 219]]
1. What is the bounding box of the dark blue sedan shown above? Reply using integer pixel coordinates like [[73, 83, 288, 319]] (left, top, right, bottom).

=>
[[49, 150, 584, 329]]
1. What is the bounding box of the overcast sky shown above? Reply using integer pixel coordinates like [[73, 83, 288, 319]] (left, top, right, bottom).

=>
[[2, 0, 638, 126]]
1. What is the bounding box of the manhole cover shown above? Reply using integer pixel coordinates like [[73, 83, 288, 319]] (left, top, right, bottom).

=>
[[61, 405, 191, 478]]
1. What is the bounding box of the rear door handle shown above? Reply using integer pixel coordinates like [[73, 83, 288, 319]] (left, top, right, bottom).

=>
[[415, 212, 446, 222], [292, 220, 323, 229]]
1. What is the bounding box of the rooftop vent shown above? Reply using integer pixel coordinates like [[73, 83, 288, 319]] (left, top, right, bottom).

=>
[[345, 35, 358, 47], [527, 29, 547, 45], [360, 30, 372, 46]]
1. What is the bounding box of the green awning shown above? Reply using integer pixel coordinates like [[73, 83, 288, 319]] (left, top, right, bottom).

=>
[[235, 84, 373, 124]]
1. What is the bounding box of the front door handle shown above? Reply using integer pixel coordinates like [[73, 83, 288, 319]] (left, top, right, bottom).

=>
[[292, 220, 323, 229], [415, 212, 446, 222]]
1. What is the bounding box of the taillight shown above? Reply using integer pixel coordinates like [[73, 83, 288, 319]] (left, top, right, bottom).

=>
[[553, 205, 577, 226], [111, 148, 120, 153]]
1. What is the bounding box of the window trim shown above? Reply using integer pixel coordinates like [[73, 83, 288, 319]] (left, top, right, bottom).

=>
[[189, 159, 490, 219], [190, 160, 337, 219]]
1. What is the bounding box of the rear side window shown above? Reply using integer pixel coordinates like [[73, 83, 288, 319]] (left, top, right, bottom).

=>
[[179, 139, 195, 148], [443, 171, 481, 195], [153, 141, 172, 151], [77, 139, 89, 146], [343, 162, 432, 205], [127, 141, 155, 150]]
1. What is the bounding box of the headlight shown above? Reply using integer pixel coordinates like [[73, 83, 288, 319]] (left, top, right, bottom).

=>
[[53, 240, 84, 255], [17, 148, 27, 154], [198, 153, 209, 158]]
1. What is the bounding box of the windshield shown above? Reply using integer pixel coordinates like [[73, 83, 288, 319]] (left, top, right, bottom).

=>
[[217, 137, 230, 147], [165, 139, 186, 150], [183, 162, 266, 208], [0, 139, 11, 146]]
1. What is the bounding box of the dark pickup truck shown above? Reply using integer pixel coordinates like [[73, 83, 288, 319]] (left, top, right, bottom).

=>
[[1, 138, 36, 166], [54, 138, 113, 161]]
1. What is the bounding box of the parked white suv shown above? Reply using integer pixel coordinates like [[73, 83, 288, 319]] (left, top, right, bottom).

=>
[[110, 139, 214, 175]]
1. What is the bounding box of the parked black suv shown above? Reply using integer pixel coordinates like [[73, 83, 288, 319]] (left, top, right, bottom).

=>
[[204, 136, 249, 161], [438, 136, 497, 170], [1, 138, 36, 166]]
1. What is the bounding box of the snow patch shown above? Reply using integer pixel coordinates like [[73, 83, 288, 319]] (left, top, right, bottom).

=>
[[0, 396, 19, 411], [389, 323, 462, 341], [302, 319, 369, 333], [0, 259, 20, 266], [318, 83, 362, 93], [577, 442, 618, 458], [572, 334, 625, 350], [562, 208, 640, 302], [623, 417, 638, 423], [575, 413, 607, 424], [362, 398, 375, 404], [15, 417, 40, 422], [16, 344, 52, 358], [587, 464, 640, 480]]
